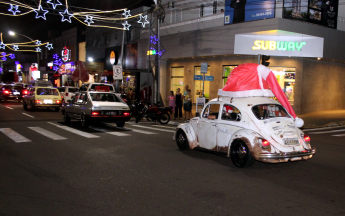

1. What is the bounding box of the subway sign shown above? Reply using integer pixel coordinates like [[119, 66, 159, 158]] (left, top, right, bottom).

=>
[[234, 31, 324, 58], [252, 40, 306, 51]]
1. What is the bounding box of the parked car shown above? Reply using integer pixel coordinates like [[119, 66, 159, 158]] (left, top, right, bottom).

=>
[[23, 86, 62, 111], [173, 96, 316, 168], [62, 91, 131, 128], [0, 84, 26, 102], [58, 86, 79, 103]]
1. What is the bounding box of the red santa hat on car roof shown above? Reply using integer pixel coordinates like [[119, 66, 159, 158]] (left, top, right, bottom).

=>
[[218, 63, 303, 127]]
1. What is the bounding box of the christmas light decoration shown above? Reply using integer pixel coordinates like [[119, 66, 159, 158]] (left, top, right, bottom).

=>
[[84, 15, 94, 26], [150, 35, 158, 44], [9, 53, 15, 59], [34, 4, 49, 20], [122, 9, 131, 18], [2, 56, 6, 61], [53, 66, 59, 71], [138, 14, 149, 27], [0, 42, 6, 49], [53, 54, 59, 59], [13, 45, 19, 50], [122, 21, 131, 30], [35, 40, 41, 45], [46, 43, 53, 50], [8, 4, 21, 15], [47, 0, 62, 9], [0, 68, 2, 73], [36, 47, 42, 52], [59, 9, 73, 23]]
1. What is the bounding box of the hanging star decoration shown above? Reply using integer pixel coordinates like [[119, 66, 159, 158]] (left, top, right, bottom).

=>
[[47, 0, 62, 9], [2, 56, 7, 61], [150, 35, 159, 44], [122, 21, 131, 30], [0, 68, 2, 73], [35, 40, 42, 45], [84, 16, 94, 26], [46, 43, 53, 50], [36, 47, 42, 52], [53, 54, 59, 59], [0, 42, 6, 49], [53, 66, 59, 71], [59, 9, 74, 23], [9, 54, 16, 59], [8, 4, 21, 15], [122, 9, 131, 18], [138, 14, 149, 27], [13, 45, 19, 50], [34, 4, 49, 20]]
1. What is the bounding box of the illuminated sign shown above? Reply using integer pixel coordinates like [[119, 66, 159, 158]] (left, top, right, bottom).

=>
[[61, 46, 71, 62], [147, 50, 156, 55], [110, 51, 116, 64], [252, 41, 307, 51]]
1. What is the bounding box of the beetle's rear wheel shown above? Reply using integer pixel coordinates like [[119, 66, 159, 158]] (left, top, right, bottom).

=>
[[230, 140, 255, 167], [176, 130, 189, 150]]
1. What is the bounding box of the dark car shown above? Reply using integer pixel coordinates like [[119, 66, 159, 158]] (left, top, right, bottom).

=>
[[0, 85, 26, 102]]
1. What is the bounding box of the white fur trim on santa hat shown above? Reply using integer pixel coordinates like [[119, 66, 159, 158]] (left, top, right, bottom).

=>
[[294, 117, 304, 128], [218, 89, 274, 97], [257, 64, 271, 80]]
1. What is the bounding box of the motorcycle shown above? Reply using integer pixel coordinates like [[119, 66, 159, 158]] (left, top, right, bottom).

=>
[[131, 100, 172, 124]]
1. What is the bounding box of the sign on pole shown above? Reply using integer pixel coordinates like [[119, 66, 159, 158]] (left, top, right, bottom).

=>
[[113, 65, 123, 80], [201, 62, 208, 74]]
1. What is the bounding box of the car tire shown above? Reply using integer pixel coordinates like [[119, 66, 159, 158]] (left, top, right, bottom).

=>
[[30, 101, 36, 111], [116, 121, 125, 127], [23, 101, 28, 111], [80, 113, 90, 128], [63, 111, 71, 123], [54, 107, 60, 112], [176, 130, 189, 150], [230, 140, 255, 168], [158, 113, 170, 124]]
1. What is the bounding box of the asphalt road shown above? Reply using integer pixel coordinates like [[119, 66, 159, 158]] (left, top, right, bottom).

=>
[[0, 101, 344, 216]]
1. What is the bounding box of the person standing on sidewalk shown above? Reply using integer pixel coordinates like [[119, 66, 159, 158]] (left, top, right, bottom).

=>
[[183, 89, 192, 120], [175, 88, 183, 120], [167, 91, 175, 120]]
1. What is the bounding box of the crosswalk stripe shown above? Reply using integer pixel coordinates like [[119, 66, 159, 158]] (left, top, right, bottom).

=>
[[152, 125, 177, 129], [308, 129, 345, 134], [130, 129, 157, 134], [28, 127, 67, 140], [130, 124, 175, 133], [0, 128, 31, 143], [104, 123, 157, 134], [332, 134, 345, 137], [90, 126, 131, 136], [47, 122, 99, 138], [22, 113, 35, 118]]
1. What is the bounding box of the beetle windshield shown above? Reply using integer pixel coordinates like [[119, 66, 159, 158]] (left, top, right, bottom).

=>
[[90, 93, 121, 102], [252, 104, 289, 120]]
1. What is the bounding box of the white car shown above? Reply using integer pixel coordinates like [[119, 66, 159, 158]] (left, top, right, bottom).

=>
[[58, 86, 79, 103], [173, 96, 315, 167]]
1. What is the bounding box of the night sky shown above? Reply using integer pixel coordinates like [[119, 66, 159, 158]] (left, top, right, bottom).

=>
[[0, 0, 153, 42]]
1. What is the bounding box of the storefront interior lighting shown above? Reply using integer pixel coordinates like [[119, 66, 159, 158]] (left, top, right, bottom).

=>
[[88, 57, 93, 62]]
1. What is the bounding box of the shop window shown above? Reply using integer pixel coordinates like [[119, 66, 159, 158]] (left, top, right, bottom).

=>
[[194, 66, 210, 102], [223, 66, 237, 87], [269, 67, 295, 105], [170, 67, 184, 94]]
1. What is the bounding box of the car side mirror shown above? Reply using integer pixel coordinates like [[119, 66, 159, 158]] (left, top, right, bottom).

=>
[[207, 115, 216, 120]]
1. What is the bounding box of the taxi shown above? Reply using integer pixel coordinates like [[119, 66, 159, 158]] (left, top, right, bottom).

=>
[[173, 96, 316, 167], [62, 91, 131, 128], [23, 86, 62, 111]]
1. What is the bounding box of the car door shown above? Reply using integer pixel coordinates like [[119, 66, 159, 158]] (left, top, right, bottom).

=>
[[71, 93, 81, 116], [197, 103, 220, 150], [216, 104, 244, 152]]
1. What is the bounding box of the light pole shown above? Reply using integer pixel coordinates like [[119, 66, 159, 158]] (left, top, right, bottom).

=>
[[8, 31, 40, 69]]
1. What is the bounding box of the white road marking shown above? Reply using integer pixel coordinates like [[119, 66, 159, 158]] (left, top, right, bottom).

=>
[[28, 127, 67, 140], [22, 113, 35, 118], [105, 123, 157, 134], [308, 129, 345, 134], [303, 126, 345, 132], [130, 129, 157, 134], [90, 126, 131, 136], [0, 128, 31, 143], [47, 122, 99, 138], [332, 134, 345, 137], [130, 124, 175, 133], [152, 125, 177, 129], [5, 106, 13, 109]]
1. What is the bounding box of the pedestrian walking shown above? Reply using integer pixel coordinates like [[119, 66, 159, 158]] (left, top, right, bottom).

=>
[[183, 85, 189, 97], [183, 89, 192, 120], [167, 91, 175, 119], [175, 88, 183, 120]]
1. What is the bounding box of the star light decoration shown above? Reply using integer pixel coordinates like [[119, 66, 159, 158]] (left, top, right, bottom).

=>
[[122, 9, 131, 18], [84, 16, 94, 26], [35, 40, 42, 45], [0, 42, 6, 49], [59, 9, 74, 23], [36, 47, 42, 52], [46, 43, 53, 50], [2, 56, 7, 61], [9, 54, 16, 59], [138, 14, 149, 27], [0, 68, 2, 73], [8, 4, 21, 15], [53, 54, 59, 59], [34, 5, 49, 20], [122, 21, 131, 30], [13, 45, 19, 50], [47, 0, 62, 9]]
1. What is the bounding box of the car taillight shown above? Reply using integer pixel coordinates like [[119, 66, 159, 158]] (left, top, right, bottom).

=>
[[23, 90, 28, 95], [66, 93, 69, 96], [123, 112, 130, 116], [56, 100, 61, 104], [35, 100, 41, 104], [92, 111, 99, 116], [303, 135, 310, 143], [4, 90, 10, 94], [262, 139, 270, 147]]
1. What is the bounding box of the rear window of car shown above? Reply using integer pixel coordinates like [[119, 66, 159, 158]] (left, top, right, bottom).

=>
[[36, 88, 59, 96], [89, 84, 114, 92], [58, 88, 65, 92], [252, 104, 289, 120], [89, 93, 121, 102], [3, 86, 14, 90], [68, 88, 78, 93]]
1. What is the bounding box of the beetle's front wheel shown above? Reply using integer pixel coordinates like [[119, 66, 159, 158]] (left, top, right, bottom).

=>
[[230, 140, 255, 167]]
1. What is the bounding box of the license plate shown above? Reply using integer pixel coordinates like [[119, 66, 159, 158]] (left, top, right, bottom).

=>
[[44, 99, 52, 104], [13, 92, 20, 95], [284, 138, 299, 145], [106, 111, 117, 115]]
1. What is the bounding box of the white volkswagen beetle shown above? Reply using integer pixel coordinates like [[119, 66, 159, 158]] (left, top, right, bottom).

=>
[[173, 96, 315, 167]]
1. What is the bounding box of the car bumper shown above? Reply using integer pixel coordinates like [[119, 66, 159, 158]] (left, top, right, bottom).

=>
[[259, 148, 316, 160], [35, 104, 61, 107]]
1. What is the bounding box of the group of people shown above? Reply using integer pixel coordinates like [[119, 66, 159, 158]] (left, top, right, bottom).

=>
[[167, 85, 193, 120]]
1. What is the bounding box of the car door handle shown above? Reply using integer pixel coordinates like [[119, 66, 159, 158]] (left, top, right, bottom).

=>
[[212, 124, 218, 127]]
